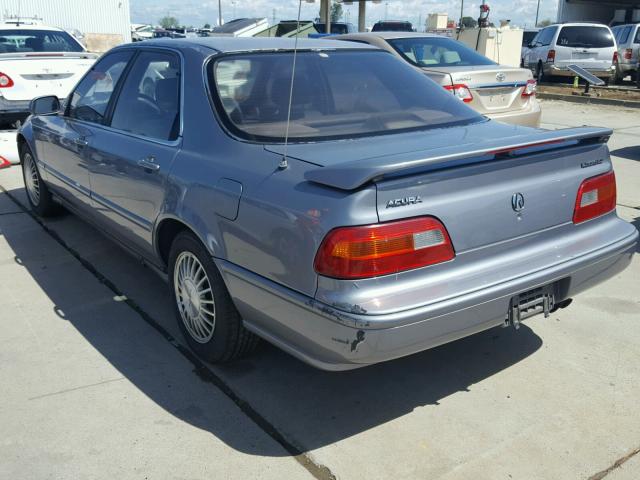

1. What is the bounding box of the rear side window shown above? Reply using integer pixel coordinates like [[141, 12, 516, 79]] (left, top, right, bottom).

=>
[[110, 50, 181, 141], [209, 50, 482, 142], [557, 26, 614, 48], [388, 36, 496, 67]]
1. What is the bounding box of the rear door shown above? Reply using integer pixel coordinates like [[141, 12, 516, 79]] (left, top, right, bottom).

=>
[[87, 49, 181, 258], [554, 25, 615, 72]]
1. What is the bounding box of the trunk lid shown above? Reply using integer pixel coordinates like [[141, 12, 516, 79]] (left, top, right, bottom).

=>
[[0, 53, 96, 101], [425, 65, 532, 113], [267, 123, 612, 252]]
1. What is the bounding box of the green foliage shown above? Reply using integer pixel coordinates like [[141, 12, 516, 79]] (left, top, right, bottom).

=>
[[461, 16, 477, 28], [159, 16, 179, 29], [537, 19, 552, 27], [330, 3, 343, 23]]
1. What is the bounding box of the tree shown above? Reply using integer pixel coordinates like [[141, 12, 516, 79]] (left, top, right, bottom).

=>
[[460, 16, 477, 28], [537, 19, 552, 27], [203, 23, 211, 29], [159, 16, 179, 29], [330, 3, 343, 23]]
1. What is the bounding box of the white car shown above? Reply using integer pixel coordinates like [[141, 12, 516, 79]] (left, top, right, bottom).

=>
[[0, 23, 97, 126], [525, 23, 617, 82]]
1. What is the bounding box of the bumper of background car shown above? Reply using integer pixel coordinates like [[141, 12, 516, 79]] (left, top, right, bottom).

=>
[[485, 100, 541, 127], [546, 65, 616, 78], [218, 216, 638, 371]]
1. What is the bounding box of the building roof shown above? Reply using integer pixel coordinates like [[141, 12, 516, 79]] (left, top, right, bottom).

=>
[[211, 18, 266, 34]]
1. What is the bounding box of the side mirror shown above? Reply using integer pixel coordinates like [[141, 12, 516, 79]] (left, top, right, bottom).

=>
[[30, 95, 61, 116], [528, 43, 536, 49]]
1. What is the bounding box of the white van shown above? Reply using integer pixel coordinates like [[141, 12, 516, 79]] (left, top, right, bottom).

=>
[[525, 23, 617, 82]]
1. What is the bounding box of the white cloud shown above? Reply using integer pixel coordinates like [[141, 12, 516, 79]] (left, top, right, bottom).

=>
[[131, 0, 559, 29]]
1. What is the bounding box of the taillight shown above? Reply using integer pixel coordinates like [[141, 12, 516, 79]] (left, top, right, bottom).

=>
[[521, 79, 537, 97], [444, 84, 473, 103], [546, 49, 555, 63], [0, 155, 11, 169], [573, 171, 616, 224], [613, 51, 619, 63], [314, 216, 455, 279], [624, 49, 632, 60], [0, 72, 14, 88]]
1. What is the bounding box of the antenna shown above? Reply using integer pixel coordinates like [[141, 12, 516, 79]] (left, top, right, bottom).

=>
[[279, 0, 303, 170]]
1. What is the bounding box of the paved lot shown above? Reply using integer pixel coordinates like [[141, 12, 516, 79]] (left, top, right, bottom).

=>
[[0, 100, 638, 480]]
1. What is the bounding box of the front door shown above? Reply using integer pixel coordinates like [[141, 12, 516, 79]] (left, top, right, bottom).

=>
[[37, 50, 133, 210], [87, 49, 181, 259]]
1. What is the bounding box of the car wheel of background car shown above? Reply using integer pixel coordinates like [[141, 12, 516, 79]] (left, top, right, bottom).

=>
[[613, 62, 623, 84], [168, 231, 259, 363], [20, 145, 60, 217], [536, 62, 545, 83]]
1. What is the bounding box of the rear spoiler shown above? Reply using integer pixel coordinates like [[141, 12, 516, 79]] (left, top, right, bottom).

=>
[[304, 127, 612, 190], [0, 52, 98, 60]]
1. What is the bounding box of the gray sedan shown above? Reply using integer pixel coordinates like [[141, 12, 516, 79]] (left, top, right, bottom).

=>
[[18, 38, 638, 370]]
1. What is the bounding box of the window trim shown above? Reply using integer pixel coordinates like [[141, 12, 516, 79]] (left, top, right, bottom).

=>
[[204, 49, 484, 145], [64, 46, 185, 147]]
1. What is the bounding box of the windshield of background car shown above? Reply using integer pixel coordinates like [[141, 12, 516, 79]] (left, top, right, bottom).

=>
[[210, 50, 483, 142], [0, 29, 83, 53], [556, 26, 614, 48], [372, 22, 413, 32], [388, 37, 496, 68]]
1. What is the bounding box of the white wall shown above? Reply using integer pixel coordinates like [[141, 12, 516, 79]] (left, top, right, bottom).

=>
[[0, 0, 131, 42]]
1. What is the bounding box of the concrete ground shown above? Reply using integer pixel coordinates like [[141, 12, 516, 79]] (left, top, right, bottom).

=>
[[0, 100, 638, 480]]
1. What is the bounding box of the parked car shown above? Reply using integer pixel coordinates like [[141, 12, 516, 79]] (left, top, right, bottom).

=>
[[131, 23, 154, 42], [372, 21, 414, 32], [314, 22, 357, 34], [520, 28, 540, 67], [333, 32, 541, 127], [18, 38, 638, 370], [0, 22, 97, 127], [611, 23, 640, 83], [525, 23, 617, 82]]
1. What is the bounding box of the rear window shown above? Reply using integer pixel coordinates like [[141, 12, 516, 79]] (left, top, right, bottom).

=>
[[388, 36, 496, 67], [372, 22, 413, 32], [557, 26, 614, 48], [209, 50, 482, 142], [0, 29, 83, 53]]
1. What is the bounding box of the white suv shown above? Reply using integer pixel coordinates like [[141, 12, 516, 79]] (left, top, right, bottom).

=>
[[611, 23, 639, 83], [0, 22, 97, 126], [525, 23, 617, 82]]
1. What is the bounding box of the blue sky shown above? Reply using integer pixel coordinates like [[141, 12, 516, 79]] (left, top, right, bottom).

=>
[[130, 0, 559, 30]]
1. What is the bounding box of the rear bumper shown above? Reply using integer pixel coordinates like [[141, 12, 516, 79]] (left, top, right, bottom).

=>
[[545, 64, 616, 78], [0, 97, 31, 115], [219, 216, 638, 371], [485, 101, 541, 127]]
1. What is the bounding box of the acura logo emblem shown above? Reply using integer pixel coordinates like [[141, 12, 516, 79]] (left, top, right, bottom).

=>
[[511, 193, 525, 212], [496, 72, 506, 82]]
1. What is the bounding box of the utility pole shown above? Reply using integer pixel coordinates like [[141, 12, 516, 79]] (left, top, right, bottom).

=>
[[272, 8, 276, 26], [534, 0, 541, 27], [385, 2, 389, 20], [218, 0, 222, 26]]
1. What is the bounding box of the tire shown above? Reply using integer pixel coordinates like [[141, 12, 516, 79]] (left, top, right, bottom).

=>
[[21, 144, 59, 217], [168, 231, 259, 363], [536, 62, 545, 83], [613, 62, 623, 84]]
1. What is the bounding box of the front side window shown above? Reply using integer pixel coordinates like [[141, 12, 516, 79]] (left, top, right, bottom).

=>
[[388, 37, 496, 67], [110, 50, 181, 141], [557, 26, 614, 48], [210, 50, 482, 142], [0, 29, 83, 53], [534, 27, 556, 47], [67, 50, 133, 124]]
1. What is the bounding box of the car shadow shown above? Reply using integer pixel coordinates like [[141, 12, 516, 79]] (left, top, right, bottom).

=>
[[1, 185, 544, 458], [610, 146, 640, 162]]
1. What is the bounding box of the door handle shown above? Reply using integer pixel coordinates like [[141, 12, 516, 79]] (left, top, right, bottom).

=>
[[138, 156, 160, 172], [73, 138, 88, 147]]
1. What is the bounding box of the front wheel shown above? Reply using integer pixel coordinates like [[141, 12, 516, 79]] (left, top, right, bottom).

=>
[[168, 231, 259, 363], [21, 145, 59, 217]]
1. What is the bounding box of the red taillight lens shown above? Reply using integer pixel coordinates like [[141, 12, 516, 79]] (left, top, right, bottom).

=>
[[521, 79, 537, 97], [624, 49, 632, 60], [444, 84, 473, 103], [573, 171, 616, 224], [613, 51, 619, 63], [546, 49, 556, 63], [0, 72, 14, 88], [314, 217, 455, 279], [0, 156, 11, 169]]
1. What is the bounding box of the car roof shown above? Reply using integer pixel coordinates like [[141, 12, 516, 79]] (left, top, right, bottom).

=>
[[551, 22, 611, 27], [334, 32, 441, 41], [131, 36, 378, 53], [0, 23, 64, 31]]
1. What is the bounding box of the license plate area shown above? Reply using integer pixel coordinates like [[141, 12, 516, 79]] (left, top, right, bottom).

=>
[[508, 285, 556, 329]]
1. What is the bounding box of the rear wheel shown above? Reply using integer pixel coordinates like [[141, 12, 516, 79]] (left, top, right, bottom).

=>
[[21, 145, 59, 217], [168, 231, 259, 363], [536, 62, 545, 83]]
